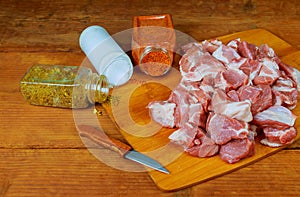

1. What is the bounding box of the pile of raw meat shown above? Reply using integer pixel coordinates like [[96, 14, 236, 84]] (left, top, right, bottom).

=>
[[148, 38, 299, 163]]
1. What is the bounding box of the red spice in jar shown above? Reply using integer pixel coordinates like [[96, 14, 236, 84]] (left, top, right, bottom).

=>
[[132, 14, 175, 76], [140, 49, 171, 76]]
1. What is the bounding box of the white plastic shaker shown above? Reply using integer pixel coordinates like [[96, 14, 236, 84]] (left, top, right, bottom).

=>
[[79, 25, 133, 86]]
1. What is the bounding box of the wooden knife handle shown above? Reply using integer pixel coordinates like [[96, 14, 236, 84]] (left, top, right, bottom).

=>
[[77, 125, 132, 156]]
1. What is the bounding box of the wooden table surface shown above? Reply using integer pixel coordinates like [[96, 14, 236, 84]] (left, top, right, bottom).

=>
[[0, 0, 299, 196]]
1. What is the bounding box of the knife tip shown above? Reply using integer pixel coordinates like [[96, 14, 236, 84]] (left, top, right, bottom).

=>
[[157, 167, 170, 174]]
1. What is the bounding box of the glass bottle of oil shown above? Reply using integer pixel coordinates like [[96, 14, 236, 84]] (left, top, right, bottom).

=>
[[20, 64, 111, 108]]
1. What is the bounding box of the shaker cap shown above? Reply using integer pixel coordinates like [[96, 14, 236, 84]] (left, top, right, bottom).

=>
[[79, 26, 109, 55]]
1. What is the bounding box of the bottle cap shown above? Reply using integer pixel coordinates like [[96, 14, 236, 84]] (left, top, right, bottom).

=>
[[79, 26, 133, 86]]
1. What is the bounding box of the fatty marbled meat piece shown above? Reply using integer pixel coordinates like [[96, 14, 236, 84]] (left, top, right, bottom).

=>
[[211, 89, 253, 122], [272, 76, 298, 110], [188, 103, 207, 129], [199, 75, 216, 97], [237, 84, 273, 115], [260, 127, 297, 147], [206, 113, 249, 145], [237, 85, 261, 103], [226, 57, 263, 88], [214, 68, 249, 92], [168, 123, 198, 150], [167, 83, 190, 127], [186, 127, 219, 158], [226, 89, 240, 102], [212, 44, 241, 64], [169, 123, 219, 157], [278, 61, 300, 91], [253, 105, 298, 146], [253, 105, 296, 130], [253, 57, 281, 86], [218, 124, 257, 164], [237, 40, 258, 60], [257, 43, 300, 89], [219, 138, 255, 164], [168, 80, 210, 128], [147, 101, 176, 128], [252, 84, 273, 114], [201, 39, 222, 53], [148, 79, 210, 129], [180, 52, 225, 82], [257, 44, 275, 59]]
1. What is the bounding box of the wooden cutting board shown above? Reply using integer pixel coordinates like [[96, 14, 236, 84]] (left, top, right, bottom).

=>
[[102, 29, 300, 191]]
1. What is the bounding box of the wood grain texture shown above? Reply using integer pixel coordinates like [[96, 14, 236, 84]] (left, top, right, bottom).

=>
[[0, 149, 299, 197], [0, 0, 299, 196], [0, 0, 299, 52]]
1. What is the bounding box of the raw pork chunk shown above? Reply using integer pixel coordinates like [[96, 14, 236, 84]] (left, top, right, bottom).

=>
[[278, 61, 300, 91], [272, 76, 298, 109], [180, 52, 225, 82], [211, 89, 253, 122], [214, 69, 248, 92], [169, 123, 219, 157], [168, 80, 209, 128], [186, 134, 219, 158], [206, 113, 249, 145], [220, 138, 255, 164], [253, 58, 280, 86], [239, 59, 262, 85], [260, 127, 297, 147], [237, 84, 273, 115], [237, 41, 258, 60], [148, 101, 176, 128], [212, 44, 241, 64], [168, 123, 197, 149], [253, 106, 296, 130]]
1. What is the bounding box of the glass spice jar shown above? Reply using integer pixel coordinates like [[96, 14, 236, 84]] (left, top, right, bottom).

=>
[[132, 14, 176, 77], [20, 64, 111, 109]]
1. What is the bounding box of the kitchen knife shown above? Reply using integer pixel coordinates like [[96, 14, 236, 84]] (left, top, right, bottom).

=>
[[77, 125, 170, 174]]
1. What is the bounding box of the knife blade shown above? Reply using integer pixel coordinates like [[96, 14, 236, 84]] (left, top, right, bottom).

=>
[[77, 125, 170, 174]]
